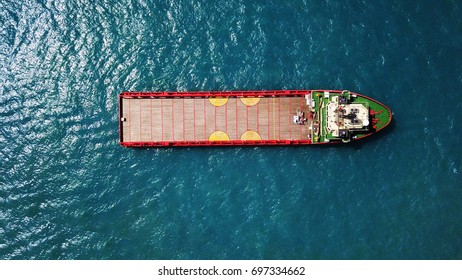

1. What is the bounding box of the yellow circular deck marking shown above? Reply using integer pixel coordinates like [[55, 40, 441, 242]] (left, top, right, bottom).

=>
[[208, 97, 228, 106], [209, 131, 230, 141], [240, 97, 260, 106], [241, 130, 261, 141]]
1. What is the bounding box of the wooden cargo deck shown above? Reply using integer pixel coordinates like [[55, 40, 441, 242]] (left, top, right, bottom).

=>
[[119, 91, 313, 147]]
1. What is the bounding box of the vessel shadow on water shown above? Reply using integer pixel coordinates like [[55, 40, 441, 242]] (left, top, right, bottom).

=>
[[118, 90, 392, 147]]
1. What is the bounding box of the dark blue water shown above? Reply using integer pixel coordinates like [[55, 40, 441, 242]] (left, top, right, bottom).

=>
[[1, 0, 461, 259]]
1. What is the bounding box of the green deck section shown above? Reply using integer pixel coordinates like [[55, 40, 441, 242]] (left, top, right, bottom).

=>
[[354, 96, 391, 131], [312, 91, 331, 143], [311, 92, 322, 143], [311, 90, 391, 143]]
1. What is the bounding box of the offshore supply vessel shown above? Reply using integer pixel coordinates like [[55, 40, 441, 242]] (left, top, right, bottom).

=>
[[118, 90, 392, 147]]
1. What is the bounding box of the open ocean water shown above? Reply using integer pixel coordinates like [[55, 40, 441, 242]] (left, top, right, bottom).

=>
[[1, 0, 461, 260]]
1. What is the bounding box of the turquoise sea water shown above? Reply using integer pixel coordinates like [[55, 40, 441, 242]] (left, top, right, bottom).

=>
[[1, 0, 461, 259]]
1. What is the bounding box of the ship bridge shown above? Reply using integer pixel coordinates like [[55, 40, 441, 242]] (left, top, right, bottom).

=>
[[326, 96, 369, 138]]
